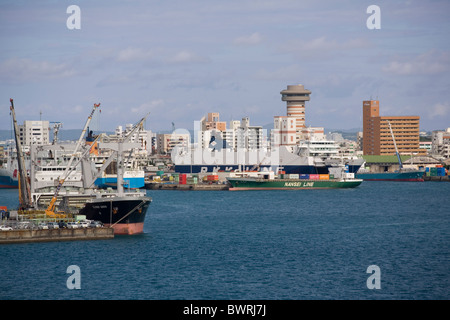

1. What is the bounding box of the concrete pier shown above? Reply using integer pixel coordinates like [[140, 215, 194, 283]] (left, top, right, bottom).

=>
[[146, 183, 230, 191], [0, 227, 114, 244], [424, 176, 449, 182]]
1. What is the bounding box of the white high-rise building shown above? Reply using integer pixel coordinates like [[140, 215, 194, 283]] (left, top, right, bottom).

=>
[[19, 120, 50, 146], [196, 115, 266, 152], [432, 128, 450, 158]]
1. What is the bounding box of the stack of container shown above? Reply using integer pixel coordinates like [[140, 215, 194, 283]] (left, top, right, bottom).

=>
[[179, 174, 187, 185], [187, 175, 198, 184], [206, 175, 219, 183], [427, 166, 447, 177], [156, 170, 164, 176]]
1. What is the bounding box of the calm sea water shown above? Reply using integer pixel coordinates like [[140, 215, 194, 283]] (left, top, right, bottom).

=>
[[0, 181, 449, 300]]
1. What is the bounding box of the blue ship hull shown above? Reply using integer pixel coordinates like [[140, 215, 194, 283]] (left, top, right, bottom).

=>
[[356, 171, 425, 181], [95, 176, 145, 189], [0, 175, 18, 188]]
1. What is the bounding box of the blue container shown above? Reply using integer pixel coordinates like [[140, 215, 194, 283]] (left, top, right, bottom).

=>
[[300, 174, 309, 180]]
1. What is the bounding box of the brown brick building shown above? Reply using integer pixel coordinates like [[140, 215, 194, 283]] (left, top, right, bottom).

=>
[[363, 100, 424, 155]]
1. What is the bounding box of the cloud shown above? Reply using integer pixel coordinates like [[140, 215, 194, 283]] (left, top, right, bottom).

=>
[[279, 36, 370, 59], [428, 102, 449, 119], [165, 50, 210, 64], [116, 47, 155, 62], [131, 99, 165, 114], [115, 47, 210, 65], [0, 58, 78, 84], [233, 32, 263, 45], [382, 50, 450, 75]]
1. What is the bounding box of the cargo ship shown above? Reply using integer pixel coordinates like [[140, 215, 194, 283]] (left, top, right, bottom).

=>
[[355, 120, 425, 182], [355, 170, 425, 181], [25, 106, 151, 235], [173, 142, 364, 175], [78, 193, 151, 235], [227, 168, 363, 190]]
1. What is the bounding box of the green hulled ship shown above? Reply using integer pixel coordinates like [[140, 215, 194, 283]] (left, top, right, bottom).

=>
[[227, 172, 362, 190]]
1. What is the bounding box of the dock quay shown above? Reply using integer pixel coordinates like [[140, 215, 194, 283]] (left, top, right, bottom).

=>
[[424, 176, 449, 182], [0, 227, 114, 244], [145, 182, 230, 191]]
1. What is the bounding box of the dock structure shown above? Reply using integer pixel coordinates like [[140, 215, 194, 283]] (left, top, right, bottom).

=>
[[145, 183, 229, 191], [0, 227, 114, 244]]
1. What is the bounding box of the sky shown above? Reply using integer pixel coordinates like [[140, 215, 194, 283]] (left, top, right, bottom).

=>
[[1, 0, 449, 133]]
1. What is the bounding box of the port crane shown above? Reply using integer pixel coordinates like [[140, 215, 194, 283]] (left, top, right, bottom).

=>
[[9, 99, 32, 210], [83, 113, 150, 191], [387, 120, 403, 170], [44, 103, 100, 218]]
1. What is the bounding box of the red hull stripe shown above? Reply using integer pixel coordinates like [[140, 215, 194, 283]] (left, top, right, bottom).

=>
[[105, 222, 144, 235], [229, 187, 331, 191], [363, 179, 424, 182]]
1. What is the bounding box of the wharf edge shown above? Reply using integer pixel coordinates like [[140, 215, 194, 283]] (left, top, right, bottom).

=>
[[0, 227, 114, 244]]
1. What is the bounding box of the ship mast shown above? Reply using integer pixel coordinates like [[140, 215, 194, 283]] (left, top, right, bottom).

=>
[[9, 99, 32, 210]]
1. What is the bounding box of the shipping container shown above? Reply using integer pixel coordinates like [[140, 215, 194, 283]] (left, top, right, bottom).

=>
[[319, 174, 329, 180], [279, 174, 284, 179], [288, 174, 299, 179], [300, 174, 309, 180], [309, 174, 320, 180], [179, 174, 187, 184]]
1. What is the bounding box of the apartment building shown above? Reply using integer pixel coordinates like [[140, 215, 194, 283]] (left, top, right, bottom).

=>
[[362, 100, 423, 155]]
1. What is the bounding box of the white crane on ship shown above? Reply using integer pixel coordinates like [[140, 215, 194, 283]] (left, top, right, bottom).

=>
[[44, 103, 101, 218]]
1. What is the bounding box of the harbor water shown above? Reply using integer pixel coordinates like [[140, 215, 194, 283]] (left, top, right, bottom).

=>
[[0, 181, 449, 300]]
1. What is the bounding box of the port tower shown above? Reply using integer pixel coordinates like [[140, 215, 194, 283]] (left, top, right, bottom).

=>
[[280, 84, 311, 142]]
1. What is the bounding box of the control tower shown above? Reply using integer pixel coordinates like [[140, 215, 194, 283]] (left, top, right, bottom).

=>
[[280, 84, 311, 142]]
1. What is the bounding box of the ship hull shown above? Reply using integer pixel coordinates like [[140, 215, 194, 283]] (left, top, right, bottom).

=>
[[79, 196, 151, 235], [0, 169, 18, 188], [94, 176, 145, 189], [175, 164, 362, 175], [356, 171, 425, 181], [227, 178, 362, 190]]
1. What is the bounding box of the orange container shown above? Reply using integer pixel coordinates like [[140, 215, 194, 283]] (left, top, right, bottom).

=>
[[319, 174, 329, 180]]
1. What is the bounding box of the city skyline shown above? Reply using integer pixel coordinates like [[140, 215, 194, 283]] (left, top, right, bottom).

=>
[[1, 0, 449, 132]]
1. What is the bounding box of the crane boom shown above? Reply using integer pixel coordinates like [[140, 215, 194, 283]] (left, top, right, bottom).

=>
[[45, 103, 100, 217], [9, 99, 32, 210], [87, 112, 149, 189], [387, 120, 403, 169]]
